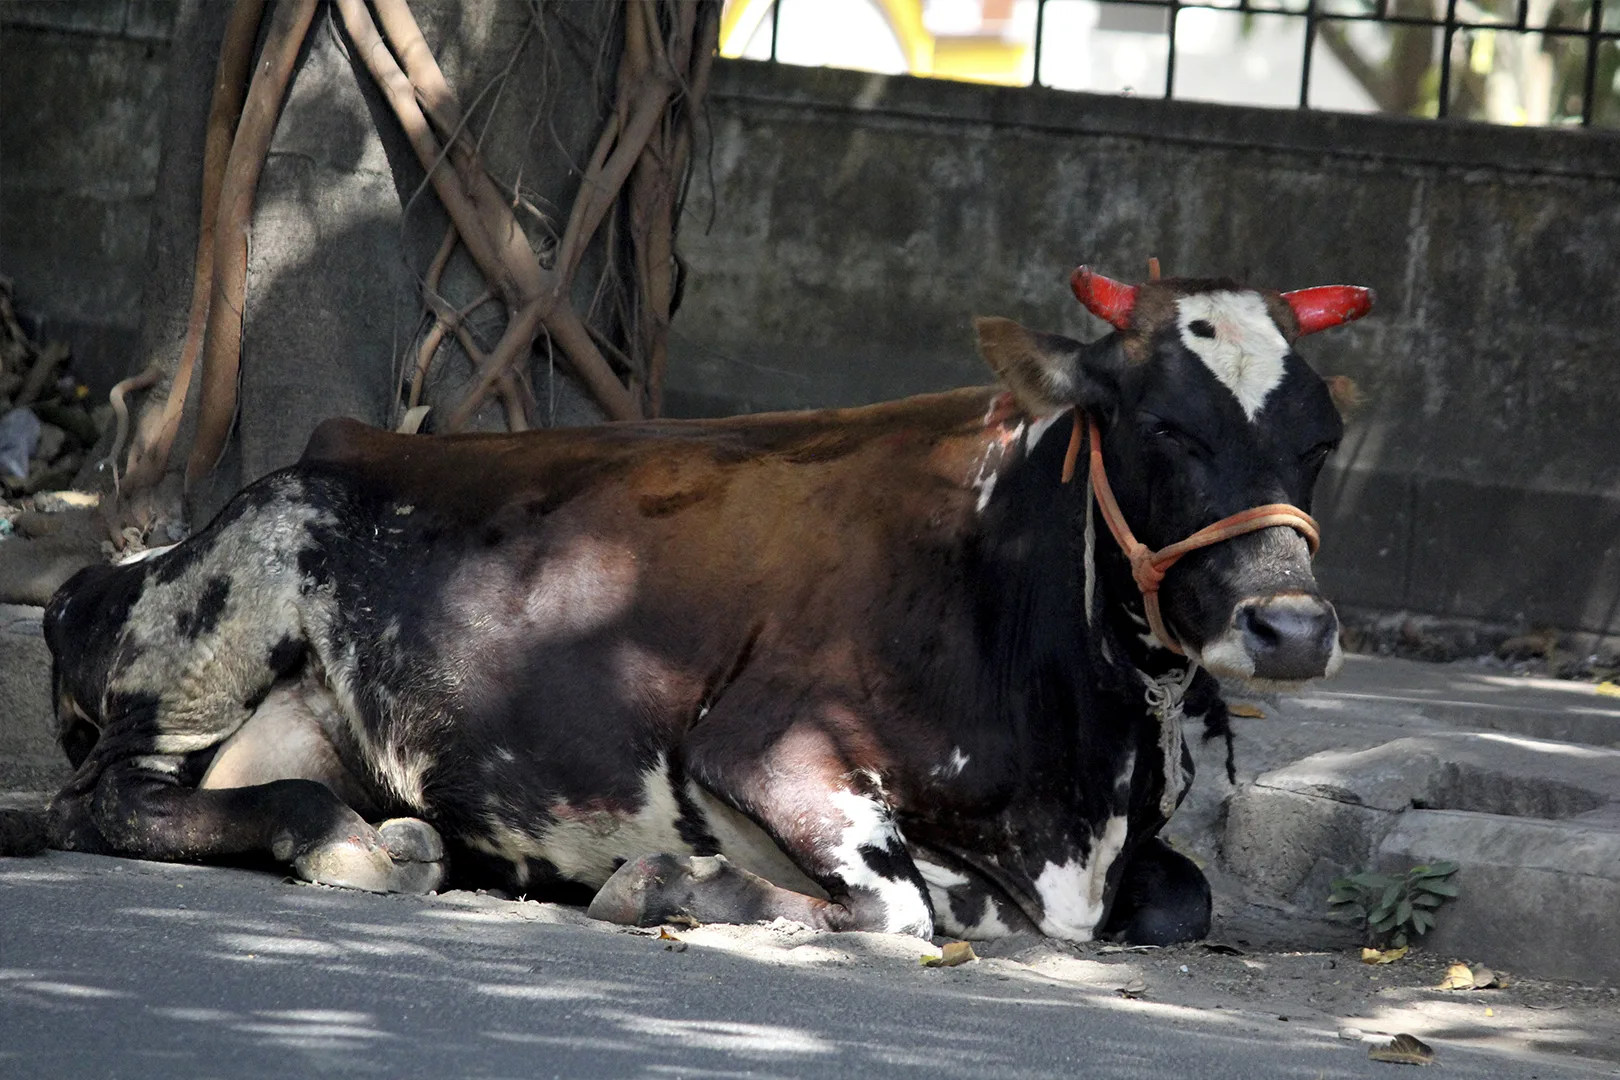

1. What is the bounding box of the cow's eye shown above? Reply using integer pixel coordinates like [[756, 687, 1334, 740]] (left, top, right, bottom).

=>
[[1301, 441, 1337, 468], [1187, 319, 1217, 339], [1141, 415, 1208, 456]]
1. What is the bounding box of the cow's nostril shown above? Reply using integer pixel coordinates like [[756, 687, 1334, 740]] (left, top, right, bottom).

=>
[[1236, 598, 1338, 680], [1237, 606, 1283, 650]]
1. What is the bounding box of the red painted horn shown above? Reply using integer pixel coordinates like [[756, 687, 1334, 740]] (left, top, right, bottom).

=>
[[1281, 285, 1376, 335], [1070, 266, 1138, 330]]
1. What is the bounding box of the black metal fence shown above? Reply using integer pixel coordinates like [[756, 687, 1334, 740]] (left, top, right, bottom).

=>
[[742, 0, 1618, 127]]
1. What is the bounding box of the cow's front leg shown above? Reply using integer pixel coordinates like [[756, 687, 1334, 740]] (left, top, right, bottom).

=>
[[54, 760, 444, 894], [588, 750, 934, 937]]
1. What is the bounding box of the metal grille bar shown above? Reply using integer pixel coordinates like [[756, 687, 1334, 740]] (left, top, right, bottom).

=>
[[752, 0, 1618, 128]]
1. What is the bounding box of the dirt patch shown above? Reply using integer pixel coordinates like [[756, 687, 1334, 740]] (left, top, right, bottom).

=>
[[425, 884, 1620, 1073], [656, 915, 1620, 1069]]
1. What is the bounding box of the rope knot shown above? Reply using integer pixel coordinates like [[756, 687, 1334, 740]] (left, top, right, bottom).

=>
[[1128, 547, 1164, 594]]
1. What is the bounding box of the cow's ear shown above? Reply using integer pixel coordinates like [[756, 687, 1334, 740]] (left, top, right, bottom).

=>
[[974, 316, 1121, 415]]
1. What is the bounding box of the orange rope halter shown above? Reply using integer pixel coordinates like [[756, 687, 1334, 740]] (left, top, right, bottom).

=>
[[1061, 414, 1320, 655]]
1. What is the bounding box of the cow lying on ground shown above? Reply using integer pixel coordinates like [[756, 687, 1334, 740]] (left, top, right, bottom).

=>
[[20, 267, 1370, 944]]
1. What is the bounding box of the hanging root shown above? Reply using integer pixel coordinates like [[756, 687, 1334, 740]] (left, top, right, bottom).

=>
[[102, 364, 164, 491], [185, 0, 320, 489], [405, 223, 459, 412], [119, 0, 267, 502], [112, 0, 716, 507], [354, 0, 638, 429]]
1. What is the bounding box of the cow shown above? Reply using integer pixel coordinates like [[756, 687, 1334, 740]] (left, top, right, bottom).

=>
[[20, 266, 1371, 945]]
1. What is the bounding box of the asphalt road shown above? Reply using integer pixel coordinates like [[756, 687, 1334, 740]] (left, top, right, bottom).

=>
[[1, 852, 1613, 1080]]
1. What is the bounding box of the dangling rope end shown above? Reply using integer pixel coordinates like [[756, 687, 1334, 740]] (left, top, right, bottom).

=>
[[1060, 411, 1083, 485]]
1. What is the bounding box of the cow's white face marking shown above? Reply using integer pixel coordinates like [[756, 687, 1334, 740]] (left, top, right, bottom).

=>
[[1031, 813, 1130, 940], [826, 787, 933, 937], [1175, 292, 1290, 421], [113, 477, 329, 756]]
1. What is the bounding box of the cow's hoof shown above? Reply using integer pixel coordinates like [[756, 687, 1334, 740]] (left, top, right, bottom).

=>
[[588, 853, 678, 926], [290, 820, 446, 895], [586, 852, 724, 926], [293, 831, 398, 893], [378, 817, 445, 863], [588, 852, 766, 928], [377, 817, 446, 894]]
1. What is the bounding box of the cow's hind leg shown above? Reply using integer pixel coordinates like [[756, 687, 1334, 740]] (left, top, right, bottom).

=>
[[1101, 837, 1211, 945], [62, 762, 444, 893], [588, 727, 935, 937]]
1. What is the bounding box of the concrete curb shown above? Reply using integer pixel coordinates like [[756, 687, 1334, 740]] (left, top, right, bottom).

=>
[[0, 604, 68, 795], [1223, 732, 1620, 985]]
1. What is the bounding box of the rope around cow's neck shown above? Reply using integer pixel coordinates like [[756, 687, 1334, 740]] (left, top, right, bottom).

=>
[[1146, 663, 1198, 817], [1066, 412, 1198, 818], [1083, 446, 1097, 637]]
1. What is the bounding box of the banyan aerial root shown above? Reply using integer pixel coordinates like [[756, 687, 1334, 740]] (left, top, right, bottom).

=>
[[108, 0, 719, 543]]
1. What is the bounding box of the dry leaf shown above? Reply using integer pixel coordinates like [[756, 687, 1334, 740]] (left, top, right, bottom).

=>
[[657, 927, 680, 940], [1484, 1007, 1494, 1017], [1368, 1033, 1435, 1065], [1437, 962, 1504, 990], [1438, 962, 1475, 990], [922, 941, 977, 967], [1361, 945, 1409, 965], [1595, 681, 1620, 697], [1229, 702, 1266, 718], [1116, 977, 1147, 999]]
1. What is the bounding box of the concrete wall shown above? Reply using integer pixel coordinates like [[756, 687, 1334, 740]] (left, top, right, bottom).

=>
[[666, 60, 1620, 638], [0, 1, 176, 396]]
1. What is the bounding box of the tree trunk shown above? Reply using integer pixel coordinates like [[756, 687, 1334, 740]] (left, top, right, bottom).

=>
[[109, 0, 714, 531]]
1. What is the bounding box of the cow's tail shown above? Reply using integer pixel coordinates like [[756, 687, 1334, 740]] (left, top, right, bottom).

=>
[[0, 804, 49, 857]]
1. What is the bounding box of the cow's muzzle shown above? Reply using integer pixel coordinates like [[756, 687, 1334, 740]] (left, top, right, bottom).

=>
[[1195, 593, 1342, 682]]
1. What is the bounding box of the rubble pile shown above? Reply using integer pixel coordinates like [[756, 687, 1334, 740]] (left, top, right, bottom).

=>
[[0, 276, 108, 503]]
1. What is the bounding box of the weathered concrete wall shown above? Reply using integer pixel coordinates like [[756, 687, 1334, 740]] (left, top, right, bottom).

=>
[[0, 1, 176, 396], [667, 60, 1620, 638]]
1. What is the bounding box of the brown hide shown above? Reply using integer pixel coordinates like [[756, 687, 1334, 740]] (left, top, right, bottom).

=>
[[299, 390, 1018, 774]]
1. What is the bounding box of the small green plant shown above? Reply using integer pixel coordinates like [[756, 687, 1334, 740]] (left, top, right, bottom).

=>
[[1328, 862, 1459, 949]]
